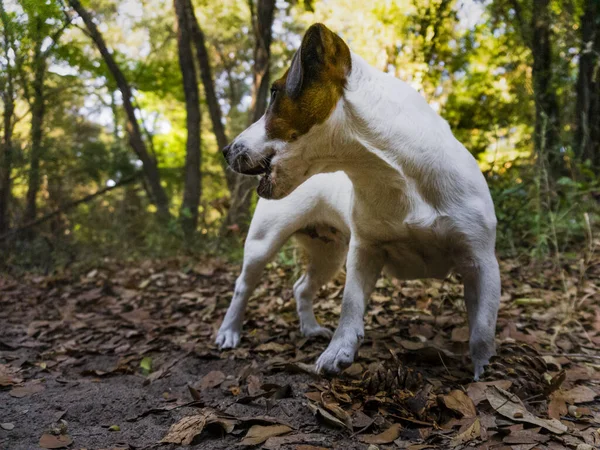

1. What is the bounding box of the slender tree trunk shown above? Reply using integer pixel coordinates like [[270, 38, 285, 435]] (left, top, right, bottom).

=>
[[248, 0, 276, 124], [69, 0, 171, 219], [24, 18, 45, 223], [185, 0, 238, 195], [222, 0, 276, 232], [531, 0, 563, 174], [575, 0, 600, 170], [174, 0, 201, 238], [0, 2, 15, 234], [186, 0, 227, 151]]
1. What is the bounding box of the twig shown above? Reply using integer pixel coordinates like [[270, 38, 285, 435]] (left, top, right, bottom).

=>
[[541, 352, 600, 361], [0, 173, 141, 241]]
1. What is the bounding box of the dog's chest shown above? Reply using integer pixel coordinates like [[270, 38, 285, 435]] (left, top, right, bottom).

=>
[[352, 192, 456, 279]]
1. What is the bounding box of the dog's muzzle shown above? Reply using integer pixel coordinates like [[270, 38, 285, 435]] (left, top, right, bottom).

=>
[[222, 143, 271, 176]]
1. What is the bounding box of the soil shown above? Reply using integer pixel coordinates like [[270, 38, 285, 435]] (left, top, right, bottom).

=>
[[1, 256, 599, 449]]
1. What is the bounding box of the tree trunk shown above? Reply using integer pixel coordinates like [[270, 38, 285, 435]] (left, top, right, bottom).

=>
[[186, 0, 227, 151], [531, 0, 563, 175], [24, 17, 45, 223], [0, 2, 15, 234], [222, 0, 276, 232], [69, 0, 171, 219], [248, 0, 276, 124], [174, 0, 201, 238], [185, 0, 239, 195], [575, 0, 600, 170]]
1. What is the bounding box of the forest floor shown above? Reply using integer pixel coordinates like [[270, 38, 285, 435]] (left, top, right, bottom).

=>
[[1, 254, 600, 450]]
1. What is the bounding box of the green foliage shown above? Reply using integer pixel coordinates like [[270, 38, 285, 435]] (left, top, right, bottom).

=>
[[1, 0, 598, 273]]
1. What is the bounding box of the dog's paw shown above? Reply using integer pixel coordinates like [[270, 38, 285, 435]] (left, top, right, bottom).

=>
[[301, 324, 334, 340], [315, 333, 361, 374], [472, 357, 490, 381], [215, 328, 241, 349]]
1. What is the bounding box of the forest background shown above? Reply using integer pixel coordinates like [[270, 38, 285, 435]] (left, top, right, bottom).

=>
[[0, 0, 599, 273]]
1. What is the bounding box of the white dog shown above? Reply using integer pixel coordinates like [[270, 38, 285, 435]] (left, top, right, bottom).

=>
[[217, 23, 500, 379]]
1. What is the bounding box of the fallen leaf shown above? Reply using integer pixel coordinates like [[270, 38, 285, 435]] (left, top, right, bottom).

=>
[[441, 389, 477, 418], [359, 424, 402, 444], [263, 433, 328, 449], [239, 424, 293, 446], [485, 385, 567, 434], [9, 382, 45, 398], [449, 418, 481, 447], [161, 409, 237, 445], [467, 380, 512, 405], [307, 402, 348, 429], [503, 427, 550, 444], [198, 370, 226, 390], [562, 385, 597, 404], [451, 326, 470, 343], [247, 374, 261, 396], [548, 385, 597, 419], [255, 342, 291, 353], [39, 434, 73, 449]]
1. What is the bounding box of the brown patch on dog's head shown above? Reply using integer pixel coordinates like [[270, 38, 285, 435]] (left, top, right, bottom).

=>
[[265, 23, 351, 142]]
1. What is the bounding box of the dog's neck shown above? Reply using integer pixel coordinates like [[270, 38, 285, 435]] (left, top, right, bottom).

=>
[[306, 52, 469, 205]]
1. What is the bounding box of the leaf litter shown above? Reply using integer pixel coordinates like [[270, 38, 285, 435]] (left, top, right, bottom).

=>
[[0, 255, 599, 449]]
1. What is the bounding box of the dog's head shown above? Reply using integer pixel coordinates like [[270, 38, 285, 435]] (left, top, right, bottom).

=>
[[222, 23, 351, 199]]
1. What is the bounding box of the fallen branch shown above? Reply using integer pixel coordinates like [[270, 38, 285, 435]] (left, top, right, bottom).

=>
[[0, 173, 141, 241]]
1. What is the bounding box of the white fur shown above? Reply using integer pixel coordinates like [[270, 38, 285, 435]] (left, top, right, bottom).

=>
[[217, 52, 500, 380]]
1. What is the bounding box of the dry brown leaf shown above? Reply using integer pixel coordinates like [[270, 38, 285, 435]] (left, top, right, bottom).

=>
[[441, 389, 477, 418], [485, 385, 567, 434], [503, 427, 550, 444], [247, 374, 262, 396], [449, 418, 481, 447], [39, 434, 73, 449], [307, 402, 348, 429], [255, 342, 291, 353], [198, 370, 226, 390], [467, 380, 512, 405], [160, 409, 236, 445], [9, 382, 45, 398], [0, 364, 23, 387], [561, 385, 597, 404], [263, 433, 328, 449], [239, 424, 293, 446], [359, 423, 402, 444], [451, 326, 470, 343], [548, 385, 597, 419]]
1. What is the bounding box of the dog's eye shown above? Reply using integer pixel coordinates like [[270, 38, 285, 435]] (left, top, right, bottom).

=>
[[270, 88, 278, 101]]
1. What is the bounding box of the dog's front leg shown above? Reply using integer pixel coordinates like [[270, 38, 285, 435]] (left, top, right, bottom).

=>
[[316, 241, 384, 374]]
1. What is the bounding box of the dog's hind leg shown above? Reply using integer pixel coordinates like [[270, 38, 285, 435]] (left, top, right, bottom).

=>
[[462, 254, 501, 380], [293, 232, 348, 339], [216, 213, 292, 349]]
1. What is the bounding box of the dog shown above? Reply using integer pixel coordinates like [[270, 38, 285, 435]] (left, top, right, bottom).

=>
[[218, 23, 500, 379]]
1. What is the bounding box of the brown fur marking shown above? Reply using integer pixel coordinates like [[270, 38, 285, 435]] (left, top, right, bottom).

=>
[[265, 24, 351, 142]]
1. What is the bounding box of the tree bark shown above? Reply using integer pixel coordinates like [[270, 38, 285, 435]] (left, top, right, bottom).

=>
[[69, 0, 171, 219], [0, 1, 15, 234], [24, 16, 46, 223], [186, 0, 227, 151], [174, 0, 201, 238], [575, 0, 600, 170], [248, 0, 276, 124], [185, 0, 239, 195], [531, 0, 563, 175], [222, 0, 276, 232]]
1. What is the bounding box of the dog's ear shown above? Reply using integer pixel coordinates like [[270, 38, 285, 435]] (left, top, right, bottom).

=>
[[286, 49, 304, 99], [286, 23, 349, 98]]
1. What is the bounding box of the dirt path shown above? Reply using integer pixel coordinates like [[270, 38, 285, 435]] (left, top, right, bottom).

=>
[[1, 257, 599, 449]]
